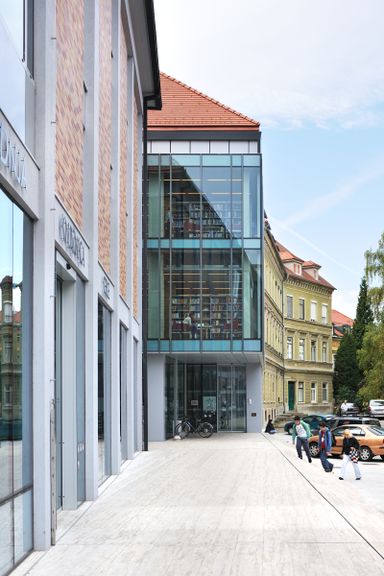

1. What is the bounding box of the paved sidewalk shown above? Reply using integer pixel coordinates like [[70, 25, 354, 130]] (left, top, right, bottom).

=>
[[13, 434, 384, 576]]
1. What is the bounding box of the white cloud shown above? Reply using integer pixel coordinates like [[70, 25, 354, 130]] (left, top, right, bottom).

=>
[[284, 159, 384, 227], [154, 0, 384, 127]]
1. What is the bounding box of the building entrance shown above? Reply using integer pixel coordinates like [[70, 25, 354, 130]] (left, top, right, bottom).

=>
[[165, 361, 246, 437]]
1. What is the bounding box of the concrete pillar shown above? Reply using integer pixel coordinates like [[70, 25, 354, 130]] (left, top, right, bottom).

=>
[[148, 355, 166, 441]]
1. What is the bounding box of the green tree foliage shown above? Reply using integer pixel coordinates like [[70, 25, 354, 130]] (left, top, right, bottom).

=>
[[333, 333, 361, 403], [357, 323, 384, 401], [352, 277, 374, 350], [365, 232, 384, 322]]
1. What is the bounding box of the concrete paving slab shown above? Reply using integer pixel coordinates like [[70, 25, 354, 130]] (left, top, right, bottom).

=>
[[12, 434, 384, 576]]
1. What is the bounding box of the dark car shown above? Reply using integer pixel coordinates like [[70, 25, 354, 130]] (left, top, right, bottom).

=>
[[327, 416, 381, 429], [284, 414, 335, 435]]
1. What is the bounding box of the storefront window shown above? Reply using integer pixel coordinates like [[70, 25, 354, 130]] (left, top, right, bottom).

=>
[[0, 187, 33, 574], [98, 301, 111, 484]]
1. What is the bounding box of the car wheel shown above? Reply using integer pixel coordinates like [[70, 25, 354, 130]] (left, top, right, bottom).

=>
[[359, 446, 373, 462], [309, 442, 320, 457], [286, 425, 293, 435]]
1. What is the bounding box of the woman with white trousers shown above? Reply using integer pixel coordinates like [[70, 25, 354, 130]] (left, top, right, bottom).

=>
[[339, 429, 362, 480]]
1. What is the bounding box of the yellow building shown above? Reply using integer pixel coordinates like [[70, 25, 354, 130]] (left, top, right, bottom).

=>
[[277, 243, 335, 415], [263, 220, 286, 422]]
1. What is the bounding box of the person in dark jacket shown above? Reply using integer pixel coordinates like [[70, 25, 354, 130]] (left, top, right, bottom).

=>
[[318, 421, 333, 473], [339, 429, 362, 480], [265, 416, 276, 434]]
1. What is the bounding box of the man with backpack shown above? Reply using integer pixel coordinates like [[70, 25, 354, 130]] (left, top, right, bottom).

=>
[[291, 415, 312, 463]]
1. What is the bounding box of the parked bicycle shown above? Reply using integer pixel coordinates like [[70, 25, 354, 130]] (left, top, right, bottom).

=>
[[175, 416, 214, 439]]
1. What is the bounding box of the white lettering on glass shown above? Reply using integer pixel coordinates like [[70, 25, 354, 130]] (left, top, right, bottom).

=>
[[0, 122, 27, 189]]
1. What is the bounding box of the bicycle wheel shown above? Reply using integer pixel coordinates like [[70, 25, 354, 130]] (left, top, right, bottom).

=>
[[175, 422, 190, 439], [197, 421, 214, 438]]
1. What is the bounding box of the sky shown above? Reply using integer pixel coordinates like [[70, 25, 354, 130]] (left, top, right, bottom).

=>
[[153, 0, 384, 318]]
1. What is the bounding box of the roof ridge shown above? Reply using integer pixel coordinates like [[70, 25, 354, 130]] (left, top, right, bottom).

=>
[[160, 72, 260, 128]]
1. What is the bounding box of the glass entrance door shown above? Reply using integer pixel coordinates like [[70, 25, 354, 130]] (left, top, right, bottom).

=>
[[218, 366, 246, 431]]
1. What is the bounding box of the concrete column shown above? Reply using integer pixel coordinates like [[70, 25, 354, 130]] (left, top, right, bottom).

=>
[[33, 0, 57, 550], [246, 363, 263, 432], [83, 0, 100, 501], [148, 355, 166, 441]]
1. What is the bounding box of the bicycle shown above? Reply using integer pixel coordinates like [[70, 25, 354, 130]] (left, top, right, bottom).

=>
[[175, 416, 214, 439]]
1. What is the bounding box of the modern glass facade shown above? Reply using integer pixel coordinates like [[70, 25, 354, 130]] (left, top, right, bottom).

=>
[[0, 186, 33, 575], [147, 154, 263, 353]]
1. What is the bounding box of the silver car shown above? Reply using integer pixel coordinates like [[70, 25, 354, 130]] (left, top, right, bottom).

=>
[[368, 399, 384, 418]]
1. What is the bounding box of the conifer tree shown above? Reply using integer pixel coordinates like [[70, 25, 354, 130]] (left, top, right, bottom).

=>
[[333, 332, 361, 403], [352, 277, 374, 350], [365, 232, 384, 322]]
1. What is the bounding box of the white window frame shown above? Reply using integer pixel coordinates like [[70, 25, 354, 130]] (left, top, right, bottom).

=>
[[322, 341, 327, 362], [287, 336, 293, 359], [299, 338, 305, 361], [286, 295, 293, 319], [310, 301, 317, 322], [311, 382, 317, 403], [322, 382, 328, 402], [321, 304, 328, 324], [299, 298, 305, 320], [311, 340, 317, 362], [298, 382, 304, 403]]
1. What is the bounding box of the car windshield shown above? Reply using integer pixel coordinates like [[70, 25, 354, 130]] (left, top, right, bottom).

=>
[[368, 426, 384, 436]]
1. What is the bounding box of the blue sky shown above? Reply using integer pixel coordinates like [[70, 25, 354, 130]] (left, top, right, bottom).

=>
[[154, 0, 384, 318]]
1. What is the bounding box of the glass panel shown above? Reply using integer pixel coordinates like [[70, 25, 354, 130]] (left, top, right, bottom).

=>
[[148, 164, 159, 237], [0, 1, 24, 57], [55, 277, 63, 508], [165, 358, 175, 438], [202, 155, 230, 166], [148, 251, 160, 339], [232, 366, 246, 431], [98, 303, 111, 484], [218, 366, 231, 431], [172, 155, 200, 167], [232, 250, 243, 339], [202, 251, 231, 340], [186, 365, 201, 424], [0, 193, 13, 500], [171, 250, 200, 341], [172, 165, 201, 239], [202, 365, 217, 430], [243, 250, 262, 338], [202, 167, 231, 239], [243, 166, 260, 238], [76, 278, 85, 503], [14, 490, 33, 563], [0, 502, 13, 574]]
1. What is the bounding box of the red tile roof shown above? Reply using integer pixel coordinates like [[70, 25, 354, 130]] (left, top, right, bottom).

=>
[[276, 242, 335, 290], [148, 73, 260, 131], [332, 309, 354, 326]]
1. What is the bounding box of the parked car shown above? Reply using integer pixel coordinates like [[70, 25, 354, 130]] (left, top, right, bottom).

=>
[[309, 424, 384, 461], [327, 416, 381, 429], [368, 399, 384, 418], [284, 414, 335, 435], [340, 402, 359, 415]]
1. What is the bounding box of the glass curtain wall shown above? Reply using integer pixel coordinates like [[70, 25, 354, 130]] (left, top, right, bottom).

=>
[[0, 188, 33, 575], [148, 153, 262, 352], [165, 362, 246, 436]]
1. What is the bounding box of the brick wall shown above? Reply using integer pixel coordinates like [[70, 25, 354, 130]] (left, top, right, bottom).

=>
[[119, 21, 128, 300], [132, 99, 139, 319], [55, 0, 84, 229], [98, 0, 112, 274]]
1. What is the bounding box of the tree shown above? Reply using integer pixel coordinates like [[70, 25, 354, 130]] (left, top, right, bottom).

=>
[[352, 277, 374, 350], [365, 232, 384, 322], [357, 323, 384, 401], [333, 333, 361, 403]]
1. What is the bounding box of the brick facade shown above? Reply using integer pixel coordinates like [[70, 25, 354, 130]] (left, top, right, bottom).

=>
[[119, 21, 128, 300], [133, 98, 139, 319], [98, 0, 112, 274], [55, 0, 84, 229]]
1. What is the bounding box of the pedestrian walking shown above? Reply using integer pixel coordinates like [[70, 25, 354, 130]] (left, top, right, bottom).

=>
[[318, 420, 333, 473], [265, 416, 276, 434], [339, 429, 362, 480], [291, 415, 312, 463]]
